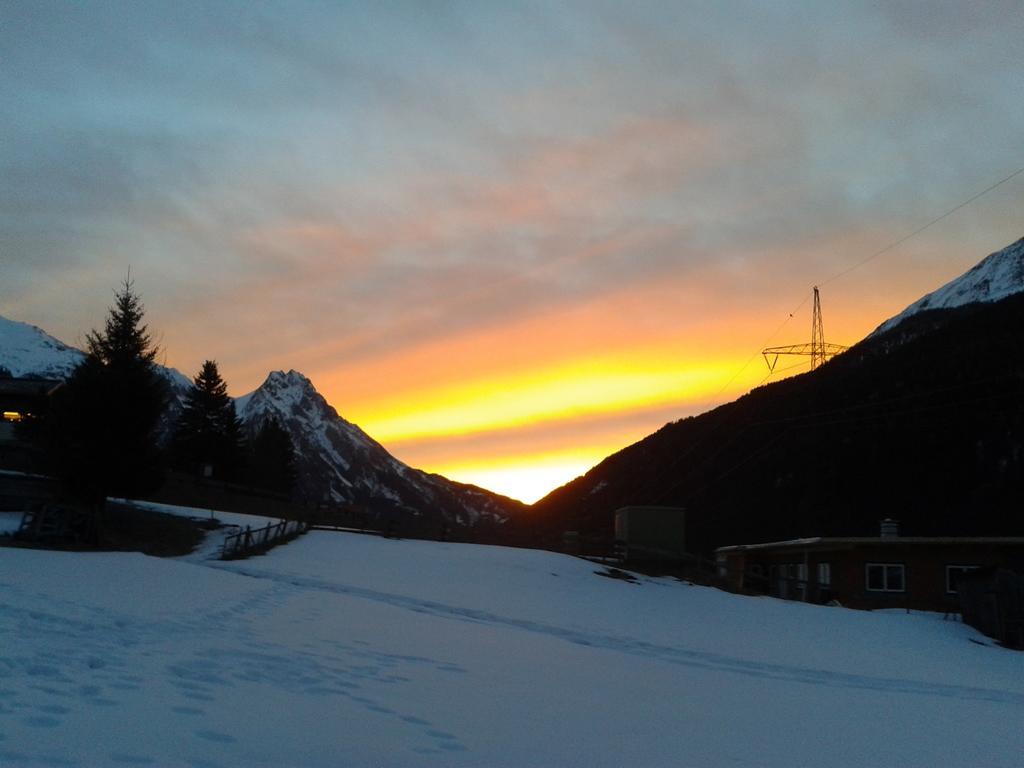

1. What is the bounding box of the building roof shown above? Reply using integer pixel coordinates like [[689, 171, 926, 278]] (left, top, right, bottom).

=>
[[614, 505, 686, 514], [0, 378, 63, 397], [716, 536, 1024, 554]]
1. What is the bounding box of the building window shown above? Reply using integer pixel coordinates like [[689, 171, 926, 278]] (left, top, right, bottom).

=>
[[817, 562, 831, 587], [866, 563, 905, 592], [769, 563, 806, 600], [946, 565, 981, 594], [795, 563, 807, 599]]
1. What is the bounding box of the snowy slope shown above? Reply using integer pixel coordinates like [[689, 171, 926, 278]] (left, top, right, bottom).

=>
[[0, 314, 84, 379], [0, 312, 192, 393], [237, 370, 518, 526], [0, 313, 193, 440], [0, 534, 1021, 767], [873, 236, 1024, 335]]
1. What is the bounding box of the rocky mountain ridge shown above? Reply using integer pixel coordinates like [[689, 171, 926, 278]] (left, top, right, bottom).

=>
[[0, 316, 522, 528], [237, 369, 520, 527]]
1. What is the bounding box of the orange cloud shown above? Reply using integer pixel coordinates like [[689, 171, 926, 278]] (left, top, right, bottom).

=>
[[145, 106, 1008, 506]]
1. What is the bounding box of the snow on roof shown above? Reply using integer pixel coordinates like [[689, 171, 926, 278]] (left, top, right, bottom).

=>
[[716, 535, 1024, 553]]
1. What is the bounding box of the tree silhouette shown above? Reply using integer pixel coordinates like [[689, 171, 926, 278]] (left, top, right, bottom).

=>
[[48, 278, 167, 530], [172, 360, 244, 480], [247, 417, 297, 496]]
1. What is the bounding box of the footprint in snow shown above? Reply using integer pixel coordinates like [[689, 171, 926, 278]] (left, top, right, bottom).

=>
[[195, 730, 237, 744], [36, 704, 70, 715], [107, 682, 140, 691], [110, 754, 155, 765], [172, 706, 205, 716], [180, 691, 215, 702], [23, 715, 61, 728]]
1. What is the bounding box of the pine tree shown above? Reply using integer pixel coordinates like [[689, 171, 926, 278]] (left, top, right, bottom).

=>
[[48, 278, 168, 518], [172, 360, 244, 480], [247, 417, 297, 496], [85, 281, 158, 369]]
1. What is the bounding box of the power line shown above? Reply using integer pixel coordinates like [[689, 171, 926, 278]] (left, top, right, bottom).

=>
[[713, 164, 1024, 400], [755, 357, 811, 388], [711, 293, 812, 399], [820, 165, 1024, 287]]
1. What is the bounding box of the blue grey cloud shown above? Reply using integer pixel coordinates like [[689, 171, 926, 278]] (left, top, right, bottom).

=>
[[1, 1, 1022, 385]]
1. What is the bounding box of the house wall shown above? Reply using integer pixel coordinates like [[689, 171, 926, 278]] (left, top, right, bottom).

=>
[[832, 542, 1024, 611], [0, 384, 56, 473], [614, 506, 686, 560], [726, 541, 1024, 612], [0, 472, 58, 511]]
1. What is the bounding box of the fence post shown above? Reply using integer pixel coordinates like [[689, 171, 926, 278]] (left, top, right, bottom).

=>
[[220, 517, 308, 560]]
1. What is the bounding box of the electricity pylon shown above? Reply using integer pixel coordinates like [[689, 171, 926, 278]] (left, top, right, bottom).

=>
[[762, 286, 848, 373]]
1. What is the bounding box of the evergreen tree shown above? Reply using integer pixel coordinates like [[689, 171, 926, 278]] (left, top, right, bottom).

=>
[[48, 278, 168, 522], [247, 417, 297, 496], [84, 281, 159, 369], [172, 360, 244, 480]]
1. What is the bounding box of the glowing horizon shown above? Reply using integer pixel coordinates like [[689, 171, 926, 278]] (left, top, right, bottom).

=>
[[352, 354, 736, 504], [433, 449, 607, 505]]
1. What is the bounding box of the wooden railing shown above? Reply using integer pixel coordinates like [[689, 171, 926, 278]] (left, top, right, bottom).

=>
[[221, 519, 308, 560]]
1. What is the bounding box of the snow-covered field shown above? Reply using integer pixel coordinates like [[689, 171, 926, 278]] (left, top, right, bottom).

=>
[[1, 530, 1022, 767]]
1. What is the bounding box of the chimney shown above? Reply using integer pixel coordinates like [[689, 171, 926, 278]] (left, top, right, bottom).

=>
[[880, 518, 900, 539]]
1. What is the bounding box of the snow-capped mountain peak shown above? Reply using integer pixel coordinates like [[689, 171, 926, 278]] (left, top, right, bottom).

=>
[[873, 236, 1024, 335], [242, 370, 317, 409], [0, 313, 192, 394], [234, 369, 519, 524], [237, 369, 355, 435], [0, 314, 85, 379], [1, 318, 522, 527]]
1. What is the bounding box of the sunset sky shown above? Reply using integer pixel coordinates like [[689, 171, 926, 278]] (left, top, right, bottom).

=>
[[2, 2, 1023, 502]]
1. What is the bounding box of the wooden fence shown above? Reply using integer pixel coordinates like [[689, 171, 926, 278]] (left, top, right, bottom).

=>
[[221, 519, 309, 560]]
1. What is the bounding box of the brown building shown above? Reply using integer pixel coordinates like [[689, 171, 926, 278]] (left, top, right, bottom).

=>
[[715, 521, 1024, 612], [614, 506, 686, 561], [0, 378, 62, 473]]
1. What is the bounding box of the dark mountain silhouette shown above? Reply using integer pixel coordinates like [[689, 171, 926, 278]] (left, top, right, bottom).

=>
[[235, 370, 524, 530], [0, 317, 524, 532], [528, 255, 1024, 556]]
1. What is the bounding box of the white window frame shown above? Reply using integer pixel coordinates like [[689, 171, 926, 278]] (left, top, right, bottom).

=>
[[816, 562, 831, 587], [945, 565, 981, 595], [865, 562, 905, 593]]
